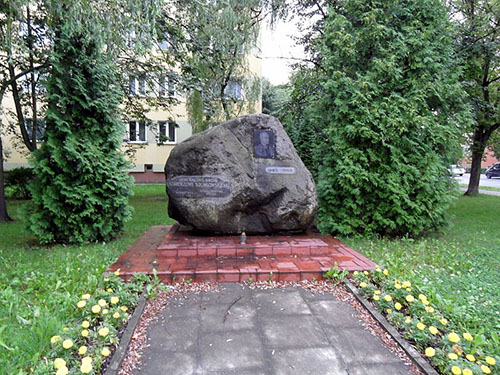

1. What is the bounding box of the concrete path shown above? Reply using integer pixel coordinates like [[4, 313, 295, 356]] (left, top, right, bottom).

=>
[[459, 187, 500, 196], [134, 284, 413, 375]]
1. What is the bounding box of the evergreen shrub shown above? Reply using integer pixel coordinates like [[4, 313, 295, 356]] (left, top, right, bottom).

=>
[[4, 167, 34, 199], [27, 24, 133, 244]]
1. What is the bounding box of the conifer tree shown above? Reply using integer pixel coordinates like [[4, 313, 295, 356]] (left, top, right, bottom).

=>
[[294, 0, 471, 236], [27, 22, 133, 244]]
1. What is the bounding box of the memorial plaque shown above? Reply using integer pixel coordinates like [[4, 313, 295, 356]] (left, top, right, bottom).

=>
[[265, 166, 296, 174], [167, 176, 231, 198], [253, 130, 276, 159]]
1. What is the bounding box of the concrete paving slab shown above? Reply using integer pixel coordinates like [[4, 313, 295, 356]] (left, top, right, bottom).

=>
[[132, 284, 412, 375], [270, 347, 348, 375]]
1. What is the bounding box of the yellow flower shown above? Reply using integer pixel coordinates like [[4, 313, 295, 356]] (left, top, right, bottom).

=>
[[386, 309, 392, 314], [104, 277, 109, 282], [448, 332, 461, 343], [79, 346, 87, 355], [425, 306, 434, 313], [114, 270, 120, 276], [82, 356, 92, 364], [359, 282, 367, 288], [383, 269, 389, 276], [375, 264, 380, 269], [121, 306, 128, 312], [405, 316, 412, 324], [463, 369, 473, 375], [440, 318, 448, 325], [485, 357, 495, 366], [373, 295, 380, 301], [466, 354, 476, 362], [56, 366, 68, 375], [50, 335, 61, 344], [375, 268, 381, 272], [98, 327, 109, 337], [425, 347, 435, 357], [451, 367, 462, 375], [418, 294, 426, 301], [406, 295, 415, 303], [82, 320, 90, 328], [402, 281, 411, 288], [384, 295, 392, 302], [54, 358, 66, 369], [113, 312, 120, 319], [102, 347, 111, 357], [394, 302, 402, 310], [406, 288, 412, 292], [92, 305, 101, 314], [77, 300, 86, 308], [374, 290, 381, 295], [102, 309, 109, 315], [481, 365, 491, 374], [353, 271, 359, 276], [62, 339, 73, 349], [107, 288, 113, 293], [111, 296, 119, 304], [363, 271, 369, 275], [448, 353, 459, 360], [63, 327, 69, 332], [81, 362, 92, 374], [428, 326, 438, 335], [98, 299, 107, 307], [81, 329, 89, 337], [394, 283, 402, 289], [463, 332, 473, 342], [81, 294, 91, 300], [417, 322, 426, 331], [422, 299, 430, 306]]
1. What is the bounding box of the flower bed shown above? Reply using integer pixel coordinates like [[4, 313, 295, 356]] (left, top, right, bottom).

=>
[[351, 267, 498, 375], [34, 271, 153, 375]]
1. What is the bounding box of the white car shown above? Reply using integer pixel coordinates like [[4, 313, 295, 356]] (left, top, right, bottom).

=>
[[449, 164, 466, 176]]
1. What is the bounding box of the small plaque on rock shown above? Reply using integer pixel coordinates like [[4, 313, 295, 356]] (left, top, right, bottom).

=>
[[253, 130, 276, 159], [265, 166, 296, 174], [167, 176, 231, 198]]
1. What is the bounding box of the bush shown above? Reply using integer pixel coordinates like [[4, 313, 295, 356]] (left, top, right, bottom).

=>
[[4, 167, 34, 199]]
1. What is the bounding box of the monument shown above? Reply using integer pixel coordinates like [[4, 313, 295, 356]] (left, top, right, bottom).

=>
[[164, 114, 318, 234]]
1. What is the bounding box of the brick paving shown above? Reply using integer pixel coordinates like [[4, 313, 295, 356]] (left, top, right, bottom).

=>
[[107, 224, 376, 282]]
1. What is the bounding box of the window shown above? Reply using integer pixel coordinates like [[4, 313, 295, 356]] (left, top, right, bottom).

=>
[[129, 75, 146, 96], [159, 75, 175, 98], [127, 120, 147, 143], [225, 80, 243, 100], [25, 118, 46, 142], [158, 121, 176, 144]]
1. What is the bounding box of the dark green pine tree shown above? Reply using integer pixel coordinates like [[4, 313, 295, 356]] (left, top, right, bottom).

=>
[[313, 0, 471, 237], [27, 24, 133, 244]]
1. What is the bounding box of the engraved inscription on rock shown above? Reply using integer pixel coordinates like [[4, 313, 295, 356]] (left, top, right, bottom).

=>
[[167, 176, 231, 198]]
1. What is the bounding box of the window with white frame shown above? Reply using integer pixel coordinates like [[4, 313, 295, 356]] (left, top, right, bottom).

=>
[[225, 80, 243, 100], [159, 75, 175, 98], [158, 121, 176, 144], [127, 120, 147, 143], [129, 75, 146, 96]]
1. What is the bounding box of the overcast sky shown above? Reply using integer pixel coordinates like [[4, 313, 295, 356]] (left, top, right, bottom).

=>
[[260, 19, 306, 86]]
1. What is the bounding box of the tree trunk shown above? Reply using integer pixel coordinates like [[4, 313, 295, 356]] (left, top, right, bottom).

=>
[[465, 146, 483, 196], [0, 135, 12, 223]]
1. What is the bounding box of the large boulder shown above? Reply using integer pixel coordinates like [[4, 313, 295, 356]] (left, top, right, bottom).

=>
[[165, 114, 318, 234]]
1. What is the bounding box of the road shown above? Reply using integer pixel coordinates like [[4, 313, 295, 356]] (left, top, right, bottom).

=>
[[455, 173, 500, 188]]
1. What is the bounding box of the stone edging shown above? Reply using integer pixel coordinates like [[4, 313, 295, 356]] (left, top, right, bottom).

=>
[[104, 287, 148, 375], [344, 280, 439, 375]]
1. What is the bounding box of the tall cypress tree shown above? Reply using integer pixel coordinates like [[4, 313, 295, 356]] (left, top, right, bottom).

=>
[[27, 23, 133, 244], [310, 0, 471, 236]]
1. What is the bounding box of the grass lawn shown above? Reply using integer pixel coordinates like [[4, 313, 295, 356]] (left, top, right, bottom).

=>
[[0, 185, 174, 374], [343, 194, 500, 359], [1, 187, 499, 373]]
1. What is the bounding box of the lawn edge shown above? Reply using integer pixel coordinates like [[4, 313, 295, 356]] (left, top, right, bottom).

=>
[[104, 286, 148, 375], [344, 280, 439, 375]]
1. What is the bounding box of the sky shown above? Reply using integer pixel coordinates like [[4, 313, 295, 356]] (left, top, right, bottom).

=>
[[260, 19, 306, 86]]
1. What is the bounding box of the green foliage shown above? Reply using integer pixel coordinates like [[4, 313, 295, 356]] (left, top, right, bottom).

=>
[[285, 0, 471, 237], [261, 78, 290, 116], [27, 22, 133, 244], [0, 185, 174, 374], [4, 167, 34, 199], [187, 90, 207, 134], [322, 263, 348, 284]]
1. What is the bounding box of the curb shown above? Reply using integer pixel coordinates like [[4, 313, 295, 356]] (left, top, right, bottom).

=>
[[104, 287, 148, 375], [344, 280, 439, 375]]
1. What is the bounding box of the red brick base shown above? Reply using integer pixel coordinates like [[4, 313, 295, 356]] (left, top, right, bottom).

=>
[[107, 224, 376, 283]]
